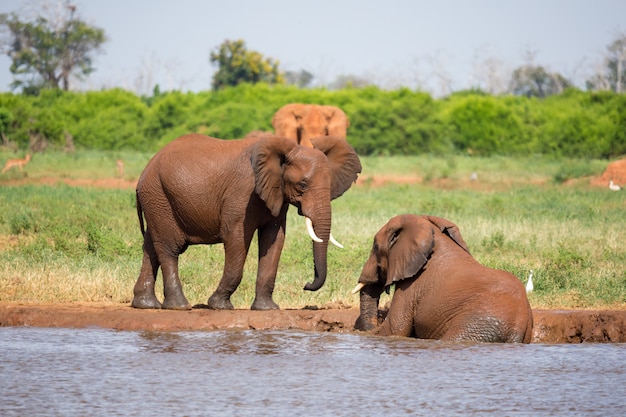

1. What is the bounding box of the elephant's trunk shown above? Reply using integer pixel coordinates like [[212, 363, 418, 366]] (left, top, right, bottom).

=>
[[355, 283, 383, 331], [303, 210, 331, 292]]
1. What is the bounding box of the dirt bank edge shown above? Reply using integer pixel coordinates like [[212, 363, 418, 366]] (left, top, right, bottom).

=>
[[1, 303, 624, 343]]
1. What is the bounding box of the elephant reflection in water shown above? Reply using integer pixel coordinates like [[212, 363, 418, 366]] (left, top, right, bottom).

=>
[[353, 214, 533, 343], [272, 103, 350, 148]]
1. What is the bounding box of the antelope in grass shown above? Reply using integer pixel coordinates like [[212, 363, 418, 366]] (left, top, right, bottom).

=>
[[1, 154, 32, 174]]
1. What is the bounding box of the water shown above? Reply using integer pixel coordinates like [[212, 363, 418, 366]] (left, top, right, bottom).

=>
[[0, 328, 624, 417]]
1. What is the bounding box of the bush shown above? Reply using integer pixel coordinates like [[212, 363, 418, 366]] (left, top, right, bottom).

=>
[[0, 85, 624, 158]]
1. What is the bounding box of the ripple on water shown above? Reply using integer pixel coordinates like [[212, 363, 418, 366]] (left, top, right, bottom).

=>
[[1, 327, 624, 417]]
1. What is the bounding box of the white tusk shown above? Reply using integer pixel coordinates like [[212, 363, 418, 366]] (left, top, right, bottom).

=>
[[305, 217, 323, 243], [351, 282, 366, 294], [329, 234, 344, 249]]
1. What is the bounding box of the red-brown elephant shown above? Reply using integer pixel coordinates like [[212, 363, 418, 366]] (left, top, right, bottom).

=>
[[353, 214, 533, 343], [271, 103, 350, 148], [132, 133, 361, 311]]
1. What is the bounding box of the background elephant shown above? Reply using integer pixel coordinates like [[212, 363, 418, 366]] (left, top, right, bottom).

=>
[[132, 133, 361, 311], [353, 214, 533, 343], [272, 103, 350, 148]]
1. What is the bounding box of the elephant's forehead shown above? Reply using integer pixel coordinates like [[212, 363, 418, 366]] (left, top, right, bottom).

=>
[[372, 230, 388, 252], [289, 146, 326, 162], [374, 214, 425, 244], [380, 216, 408, 233]]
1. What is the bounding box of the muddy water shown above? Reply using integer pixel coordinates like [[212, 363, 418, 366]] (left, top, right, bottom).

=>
[[1, 328, 624, 416]]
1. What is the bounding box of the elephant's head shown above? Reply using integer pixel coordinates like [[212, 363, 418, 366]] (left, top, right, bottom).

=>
[[353, 214, 470, 331], [271, 104, 350, 148], [252, 135, 361, 291], [271, 103, 312, 146]]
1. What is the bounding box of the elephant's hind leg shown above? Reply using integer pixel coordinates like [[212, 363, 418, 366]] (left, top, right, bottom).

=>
[[160, 252, 192, 310], [153, 236, 191, 310], [132, 232, 163, 309]]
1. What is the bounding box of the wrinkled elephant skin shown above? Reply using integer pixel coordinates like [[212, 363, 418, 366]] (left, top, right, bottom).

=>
[[354, 214, 533, 343], [132, 134, 361, 311]]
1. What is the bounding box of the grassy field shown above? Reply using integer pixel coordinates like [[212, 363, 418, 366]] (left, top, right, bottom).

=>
[[1, 149, 624, 310]]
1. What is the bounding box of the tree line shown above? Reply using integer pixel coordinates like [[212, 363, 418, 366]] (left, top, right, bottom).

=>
[[0, 83, 624, 158], [0, 2, 624, 159]]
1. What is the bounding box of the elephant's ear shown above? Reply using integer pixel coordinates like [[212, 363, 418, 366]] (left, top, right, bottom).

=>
[[251, 136, 296, 217], [309, 135, 362, 200], [425, 215, 471, 254], [322, 105, 350, 136], [386, 215, 434, 287]]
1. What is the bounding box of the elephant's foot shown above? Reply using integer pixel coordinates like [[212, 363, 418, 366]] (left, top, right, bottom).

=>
[[251, 296, 280, 311], [162, 296, 192, 310], [207, 292, 234, 310], [131, 294, 162, 309]]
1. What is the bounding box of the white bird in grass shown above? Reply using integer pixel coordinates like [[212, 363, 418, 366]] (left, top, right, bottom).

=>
[[526, 270, 534, 294], [609, 180, 621, 191]]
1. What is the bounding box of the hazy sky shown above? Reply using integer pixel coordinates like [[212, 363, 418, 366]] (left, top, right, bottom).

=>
[[0, 0, 624, 95]]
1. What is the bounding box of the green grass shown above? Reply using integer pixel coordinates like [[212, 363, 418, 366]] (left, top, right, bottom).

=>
[[0, 149, 151, 181], [1, 149, 624, 310]]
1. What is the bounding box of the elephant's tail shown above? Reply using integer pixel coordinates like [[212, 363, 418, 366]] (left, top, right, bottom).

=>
[[136, 189, 146, 236]]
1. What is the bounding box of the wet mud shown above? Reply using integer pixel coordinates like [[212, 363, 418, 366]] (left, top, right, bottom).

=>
[[1, 302, 624, 343]]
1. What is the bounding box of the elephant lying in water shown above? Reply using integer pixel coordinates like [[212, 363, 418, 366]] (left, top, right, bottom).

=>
[[353, 214, 533, 343], [132, 133, 361, 311]]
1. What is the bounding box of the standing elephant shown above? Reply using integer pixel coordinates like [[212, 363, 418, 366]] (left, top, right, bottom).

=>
[[353, 214, 533, 343], [132, 133, 361, 311], [272, 103, 350, 148]]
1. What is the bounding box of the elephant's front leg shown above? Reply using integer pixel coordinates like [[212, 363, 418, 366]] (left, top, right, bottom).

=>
[[207, 234, 252, 310], [251, 218, 286, 310], [378, 283, 415, 337]]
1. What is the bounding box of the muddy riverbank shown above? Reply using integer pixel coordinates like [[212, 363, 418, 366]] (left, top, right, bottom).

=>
[[1, 302, 624, 343]]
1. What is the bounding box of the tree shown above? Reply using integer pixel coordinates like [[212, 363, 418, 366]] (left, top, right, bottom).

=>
[[284, 69, 314, 88], [0, 107, 14, 145], [470, 48, 509, 95], [209, 39, 283, 90], [328, 74, 372, 90], [509, 65, 571, 98], [0, 1, 106, 93], [586, 32, 626, 93]]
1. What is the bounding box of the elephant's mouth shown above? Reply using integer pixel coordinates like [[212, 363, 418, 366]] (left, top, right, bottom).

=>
[[305, 217, 343, 248], [295, 203, 343, 248], [351, 282, 365, 294]]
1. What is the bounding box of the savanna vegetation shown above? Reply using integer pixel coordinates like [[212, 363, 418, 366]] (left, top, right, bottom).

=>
[[1, 151, 624, 310], [0, 2, 624, 311], [1, 84, 626, 159]]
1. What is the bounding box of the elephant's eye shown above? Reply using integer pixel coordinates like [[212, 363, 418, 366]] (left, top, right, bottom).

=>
[[390, 228, 402, 247], [296, 180, 307, 193]]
